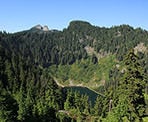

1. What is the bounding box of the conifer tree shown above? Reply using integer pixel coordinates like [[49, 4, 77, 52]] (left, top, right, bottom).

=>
[[94, 96, 104, 116], [0, 92, 18, 122], [109, 50, 146, 121], [17, 85, 27, 121]]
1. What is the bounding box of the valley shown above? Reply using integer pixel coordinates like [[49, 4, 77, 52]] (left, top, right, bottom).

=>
[[0, 21, 148, 121]]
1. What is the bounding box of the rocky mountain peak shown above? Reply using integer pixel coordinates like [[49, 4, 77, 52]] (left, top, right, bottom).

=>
[[43, 25, 49, 31], [31, 24, 49, 32], [34, 24, 43, 30]]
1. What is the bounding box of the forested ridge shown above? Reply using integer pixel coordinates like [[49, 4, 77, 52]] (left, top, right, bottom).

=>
[[0, 20, 148, 121]]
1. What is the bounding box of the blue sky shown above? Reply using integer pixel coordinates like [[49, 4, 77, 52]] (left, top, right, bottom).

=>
[[0, 0, 148, 32]]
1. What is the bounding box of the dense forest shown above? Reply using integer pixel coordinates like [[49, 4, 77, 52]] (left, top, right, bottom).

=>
[[0, 21, 148, 121]]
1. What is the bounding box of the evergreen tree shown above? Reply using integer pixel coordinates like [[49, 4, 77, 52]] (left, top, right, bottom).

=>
[[108, 50, 146, 121], [0, 92, 18, 122], [94, 96, 104, 116], [17, 85, 27, 121], [64, 91, 74, 110]]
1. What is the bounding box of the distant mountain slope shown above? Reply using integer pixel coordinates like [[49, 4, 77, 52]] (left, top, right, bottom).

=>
[[0, 20, 148, 92], [0, 21, 148, 121]]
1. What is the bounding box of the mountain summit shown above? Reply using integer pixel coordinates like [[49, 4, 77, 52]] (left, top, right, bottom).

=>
[[31, 24, 49, 32], [42, 25, 49, 31]]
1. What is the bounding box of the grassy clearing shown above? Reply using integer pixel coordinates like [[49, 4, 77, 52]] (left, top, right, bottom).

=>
[[47, 55, 116, 90]]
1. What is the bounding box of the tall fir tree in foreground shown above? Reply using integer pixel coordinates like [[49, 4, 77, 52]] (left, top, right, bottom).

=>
[[104, 50, 146, 122]]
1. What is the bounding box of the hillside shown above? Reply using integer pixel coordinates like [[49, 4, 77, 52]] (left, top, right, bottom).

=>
[[0, 21, 148, 121], [1, 21, 147, 90]]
